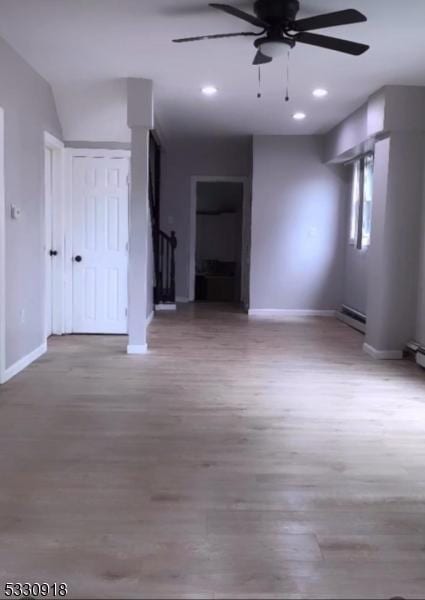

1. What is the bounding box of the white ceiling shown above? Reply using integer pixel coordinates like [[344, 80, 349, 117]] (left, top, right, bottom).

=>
[[0, 0, 425, 142]]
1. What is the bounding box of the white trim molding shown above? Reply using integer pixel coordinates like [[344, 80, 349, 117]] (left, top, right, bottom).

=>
[[65, 148, 131, 334], [44, 131, 66, 338], [2, 342, 47, 384], [248, 309, 336, 318], [176, 296, 190, 304], [147, 311, 154, 327], [44, 131, 64, 151], [363, 343, 404, 360], [127, 344, 148, 355], [0, 107, 5, 384]]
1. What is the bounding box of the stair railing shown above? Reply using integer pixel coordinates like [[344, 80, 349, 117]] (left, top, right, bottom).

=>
[[157, 230, 177, 304], [149, 132, 177, 305]]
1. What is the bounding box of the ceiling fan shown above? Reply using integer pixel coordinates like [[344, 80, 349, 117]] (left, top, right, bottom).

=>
[[172, 0, 369, 65]]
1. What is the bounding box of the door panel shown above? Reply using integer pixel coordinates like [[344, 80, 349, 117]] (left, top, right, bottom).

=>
[[45, 147, 53, 337], [72, 156, 129, 334]]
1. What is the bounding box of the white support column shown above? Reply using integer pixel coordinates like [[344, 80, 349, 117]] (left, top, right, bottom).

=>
[[126, 79, 154, 355]]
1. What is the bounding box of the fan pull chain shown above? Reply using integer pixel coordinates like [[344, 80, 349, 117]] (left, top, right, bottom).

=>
[[257, 66, 262, 99], [285, 49, 291, 102]]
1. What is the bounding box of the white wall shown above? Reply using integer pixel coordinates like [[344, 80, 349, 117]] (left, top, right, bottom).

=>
[[160, 137, 252, 300], [250, 136, 347, 311], [0, 35, 62, 370]]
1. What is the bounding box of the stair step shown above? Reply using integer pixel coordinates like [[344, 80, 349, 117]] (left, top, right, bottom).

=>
[[155, 304, 177, 312]]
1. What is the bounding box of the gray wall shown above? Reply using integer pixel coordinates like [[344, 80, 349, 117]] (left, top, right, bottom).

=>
[[366, 133, 425, 351], [0, 36, 62, 369], [161, 137, 252, 300], [250, 136, 347, 311], [324, 89, 386, 163], [324, 85, 425, 353]]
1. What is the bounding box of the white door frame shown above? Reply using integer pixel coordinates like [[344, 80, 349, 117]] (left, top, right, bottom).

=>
[[0, 107, 6, 383], [44, 132, 65, 338], [65, 148, 131, 334], [189, 175, 251, 304]]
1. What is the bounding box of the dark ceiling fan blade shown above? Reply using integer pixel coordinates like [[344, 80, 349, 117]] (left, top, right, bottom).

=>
[[293, 9, 367, 32], [253, 50, 273, 65], [173, 31, 259, 43], [295, 32, 369, 55], [209, 3, 268, 29]]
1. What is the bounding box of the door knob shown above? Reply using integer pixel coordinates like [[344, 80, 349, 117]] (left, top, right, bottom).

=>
[[74, 255, 82, 263], [49, 250, 58, 257]]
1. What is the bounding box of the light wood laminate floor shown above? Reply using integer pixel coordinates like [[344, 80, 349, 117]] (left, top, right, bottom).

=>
[[1, 303, 425, 599]]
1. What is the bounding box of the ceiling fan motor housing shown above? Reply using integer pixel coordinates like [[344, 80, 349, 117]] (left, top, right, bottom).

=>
[[254, 0, 300, 26]]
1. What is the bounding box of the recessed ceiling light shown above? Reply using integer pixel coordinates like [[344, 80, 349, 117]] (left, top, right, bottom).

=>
[[293, 112, 306, 121], [313, 88, 328, 98], [202, 85, 218, 96]]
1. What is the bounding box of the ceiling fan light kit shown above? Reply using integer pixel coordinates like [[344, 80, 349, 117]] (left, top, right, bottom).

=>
[[173, 0, 370, 65], [257, 39, 292, 58]]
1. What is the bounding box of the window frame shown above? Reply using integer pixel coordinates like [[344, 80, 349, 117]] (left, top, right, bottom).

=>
[[349, 152, 374, 251], [360, 154, 374, 249]]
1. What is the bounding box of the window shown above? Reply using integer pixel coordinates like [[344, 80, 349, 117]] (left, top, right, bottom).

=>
[[349, 154, 374, 250], [362, 155, 374, 248], [349, 161, 360, 244]]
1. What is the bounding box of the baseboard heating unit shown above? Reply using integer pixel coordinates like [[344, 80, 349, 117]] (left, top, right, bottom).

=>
[[406, 341, 425, 368], [336, 305, 366, 334], [417, 349, 425, 369]]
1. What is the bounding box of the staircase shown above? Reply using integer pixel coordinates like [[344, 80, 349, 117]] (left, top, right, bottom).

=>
[[149, 133, 177, 308]]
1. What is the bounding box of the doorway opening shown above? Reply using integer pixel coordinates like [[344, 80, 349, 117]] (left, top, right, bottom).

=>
[[65, 149, 130, 335], [191, 179, 250, 305], [0, 107, 5, 383]]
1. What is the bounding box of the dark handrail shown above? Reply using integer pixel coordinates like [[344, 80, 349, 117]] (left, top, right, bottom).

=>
[[157, 230, 177, 304], [149, 132, 177, 305]]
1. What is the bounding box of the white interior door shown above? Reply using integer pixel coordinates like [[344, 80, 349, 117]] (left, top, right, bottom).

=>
[[45, 147, 53, 337], [72, 156, 129, 334]]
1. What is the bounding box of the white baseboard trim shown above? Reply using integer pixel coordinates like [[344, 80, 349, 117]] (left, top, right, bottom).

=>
[[176, 297, 190, 304], [147, 311, 154, 327], [336, 311, 366, 334], [127, 344, 148, 355], [248, 309, 336, 318], [1, 342, 47, 384], [155, 303, 177, 311], [363, 343, 403, 361]]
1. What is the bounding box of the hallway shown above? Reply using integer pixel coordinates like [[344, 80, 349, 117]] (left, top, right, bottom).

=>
[[1, 305, 425, 598]]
